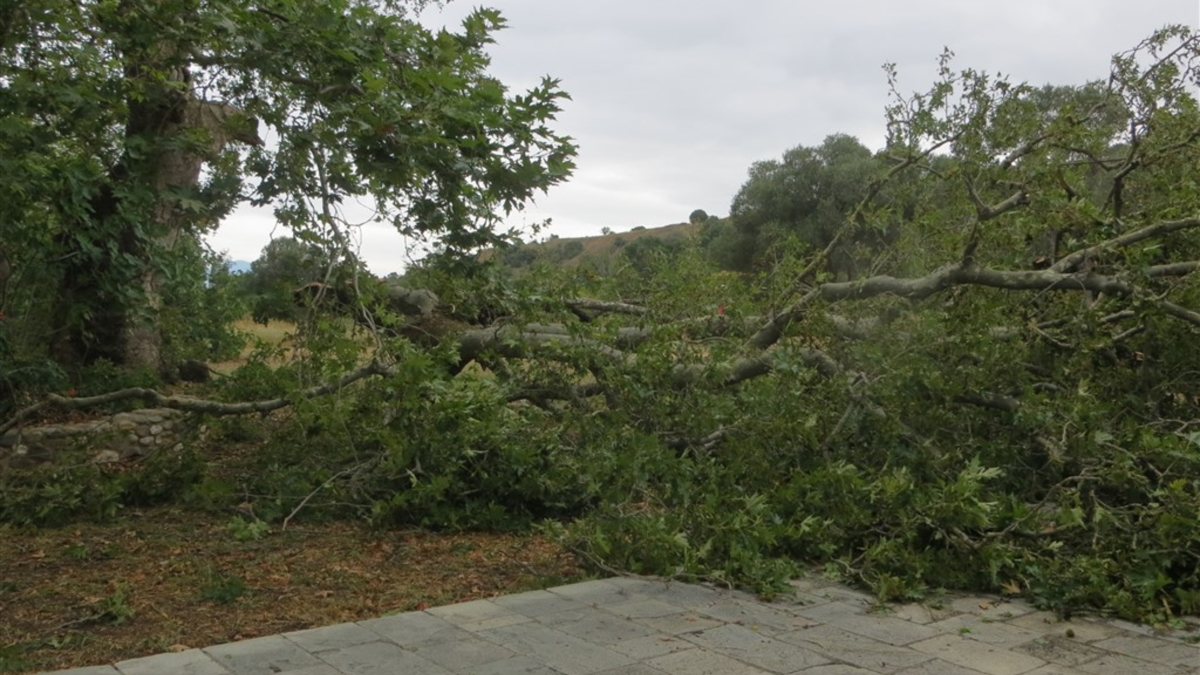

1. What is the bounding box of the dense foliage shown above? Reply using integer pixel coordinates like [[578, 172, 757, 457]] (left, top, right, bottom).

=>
[[3, 18, 1199, 626], [0, 0, 575, 371]]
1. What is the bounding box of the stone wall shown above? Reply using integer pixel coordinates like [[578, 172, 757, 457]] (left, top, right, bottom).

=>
[[0, 408, 205, 472]]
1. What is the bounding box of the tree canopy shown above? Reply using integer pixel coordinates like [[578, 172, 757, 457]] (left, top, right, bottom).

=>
[[0, 0, 575, 371]]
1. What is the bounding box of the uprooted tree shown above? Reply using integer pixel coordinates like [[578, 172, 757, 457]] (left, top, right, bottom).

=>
[[3, 20, 1200, 621]]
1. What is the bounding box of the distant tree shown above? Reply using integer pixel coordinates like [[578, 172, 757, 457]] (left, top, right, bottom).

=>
[[601, 226, 614, 235], [239, 237, 337, 324], [497, 243, 538, 269], [621, 235, 683, 277], [550, 240, 584, 263], [688, 209, 709, 225], [726, 134, 880, 277], [702, 220, 759, 272]]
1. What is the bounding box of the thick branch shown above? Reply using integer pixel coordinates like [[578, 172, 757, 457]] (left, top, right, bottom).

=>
[[1148, 260, 1200, 277], [566, 298, 649, 317], [506, 382, 605, 405], [999, 133, 1050, 170], [1, 360, 395, 435], [955, 392, 1021, 413], [670, 348, 841, 389], [1051, 217, 1200, 273], [750, 261, 1200, 350], [965, 179, 1029, 221], [457, 326, 629, 367]]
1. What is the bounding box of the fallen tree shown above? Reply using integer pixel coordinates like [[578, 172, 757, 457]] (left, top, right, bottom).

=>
[[4, 26, 1200, 622]]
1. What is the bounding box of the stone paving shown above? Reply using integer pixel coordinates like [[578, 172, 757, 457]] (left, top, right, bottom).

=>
[[42, 576, 1198, 675]]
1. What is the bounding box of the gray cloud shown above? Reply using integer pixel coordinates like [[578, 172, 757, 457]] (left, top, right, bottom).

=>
[[207, 0, 1197, 273]]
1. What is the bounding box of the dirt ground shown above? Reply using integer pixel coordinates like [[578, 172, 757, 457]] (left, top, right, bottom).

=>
[[1, 318, 584, 673], [0, 508, 582, 673]]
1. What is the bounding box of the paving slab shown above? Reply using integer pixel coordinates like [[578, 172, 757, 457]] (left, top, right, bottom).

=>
[[780, 623, 934, 674], [284, 622, 383, 653], [681, 623, 832, 673], [312, 639, 451, 675], [35, 576, 1200, 675], [907, 633, 1048, 675], [111, 648, 231, 675], [357, 609, 460, 647], [478, 621, 634, 675], [1089, 633, 1199, 666], [926, 613, 1044, 648], [203, 635, 325, 674], [1012, 636, 1109, 667]]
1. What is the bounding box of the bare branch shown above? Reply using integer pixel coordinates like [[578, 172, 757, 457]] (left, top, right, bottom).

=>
[[670, 348, 841, 389], [282, 458, 378, 531], [955, 391, 1021, 413], [666, 425, 739, 455], [566, 298, 648, 317], [457, 326, 629, 367], [1148, 260, 1200, 277], [1099, 310, 1136, 324], [979, 190, 1030, 220], [964, 178, 1029, 221], [1107, 324, 1146, 346], [999, 133, 1050, 170], [0, 360, 396, 435]]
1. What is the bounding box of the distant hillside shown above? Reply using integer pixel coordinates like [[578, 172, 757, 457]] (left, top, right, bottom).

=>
[[490, 222, 701, 270], [228, 260, 253, 274]]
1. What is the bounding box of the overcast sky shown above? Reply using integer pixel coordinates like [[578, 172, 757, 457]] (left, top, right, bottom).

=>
[[205, 1, 1199, 273]]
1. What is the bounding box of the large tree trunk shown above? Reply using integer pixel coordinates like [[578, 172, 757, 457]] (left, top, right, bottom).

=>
[[118, 76, 198, 373], [51, 48, 258, 373]]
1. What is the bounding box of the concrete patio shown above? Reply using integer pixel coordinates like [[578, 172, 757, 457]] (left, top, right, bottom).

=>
[[42, 575, 1198, 675]]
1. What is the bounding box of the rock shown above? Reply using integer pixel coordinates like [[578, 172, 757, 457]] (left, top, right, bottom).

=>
[[385, 285, 440, 316], [93, 450, 121, 464], [0, 407, 197, 469]]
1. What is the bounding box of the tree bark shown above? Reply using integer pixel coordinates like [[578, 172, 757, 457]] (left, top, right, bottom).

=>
[[50, 47, 259, 372]]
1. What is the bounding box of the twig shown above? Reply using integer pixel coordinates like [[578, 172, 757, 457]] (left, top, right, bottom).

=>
[[281, 460, 375, 530]]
